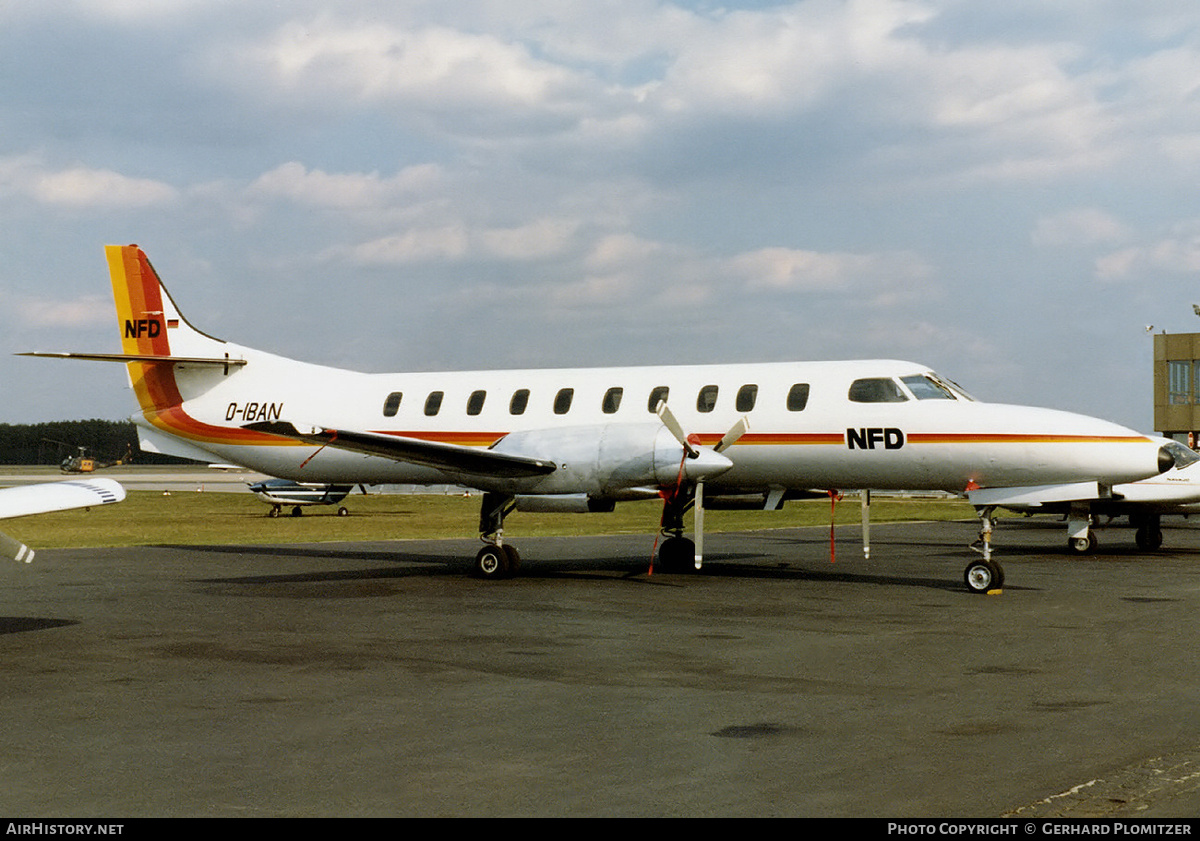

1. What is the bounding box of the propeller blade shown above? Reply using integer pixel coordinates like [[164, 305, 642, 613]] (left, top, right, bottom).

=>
[[714, 417, 749, 453], [655, 400, 699, 458], [694, 480, 704, 569]]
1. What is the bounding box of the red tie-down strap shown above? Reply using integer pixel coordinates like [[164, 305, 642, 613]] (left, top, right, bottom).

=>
[[827, 490, 844, 563]]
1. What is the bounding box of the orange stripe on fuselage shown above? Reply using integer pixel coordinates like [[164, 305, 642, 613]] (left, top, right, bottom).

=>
[[144, 405, 299, 446], [905, 433, 1146, 445], [367, 431, 1150, 448]]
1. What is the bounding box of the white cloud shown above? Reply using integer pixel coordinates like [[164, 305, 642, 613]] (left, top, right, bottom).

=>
[[1033, 208, 1129, 247], [0, 155, 177, 209], [731, 246, 931, 294], [348, 226, 470, 264], [345, 216, 582, 266], [9, 293, 113, 329], [246, 161, 443, 210], [479, 217, 579, 260], [1094, 221, 1200, 281], [234, 19, 587, 116]]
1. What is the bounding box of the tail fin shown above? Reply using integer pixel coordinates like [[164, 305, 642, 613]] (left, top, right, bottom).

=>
[[107, 244, 227, 360], [103, 245, 268, 452], [22, 246, 284, 461]]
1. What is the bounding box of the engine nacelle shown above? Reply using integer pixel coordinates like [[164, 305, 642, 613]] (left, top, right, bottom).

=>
[[514, 494, 617, 513], [488, 422, 732, 496]]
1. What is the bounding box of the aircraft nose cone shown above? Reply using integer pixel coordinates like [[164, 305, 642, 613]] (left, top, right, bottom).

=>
[[1159, 444, 1178, 474]]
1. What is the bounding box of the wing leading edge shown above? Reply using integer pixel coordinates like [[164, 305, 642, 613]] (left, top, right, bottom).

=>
[[244, 421, 557, 479], [0, 478, 126, 563]]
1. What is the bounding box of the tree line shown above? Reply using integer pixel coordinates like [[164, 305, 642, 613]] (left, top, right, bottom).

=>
[[0, 419, 193, 466]]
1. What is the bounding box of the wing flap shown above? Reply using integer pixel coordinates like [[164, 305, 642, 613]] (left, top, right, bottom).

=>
[[245, 422, 557, 479]]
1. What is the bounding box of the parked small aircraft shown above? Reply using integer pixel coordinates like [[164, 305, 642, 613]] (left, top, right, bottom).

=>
[[0, 478, 125, 562], [248, 478, 356, 518], [992, 439, 1200, 553], [21, 245, 1183, 592]]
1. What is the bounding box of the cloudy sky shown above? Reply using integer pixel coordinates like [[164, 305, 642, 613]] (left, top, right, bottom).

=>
[[3, 0, 1200, 431]]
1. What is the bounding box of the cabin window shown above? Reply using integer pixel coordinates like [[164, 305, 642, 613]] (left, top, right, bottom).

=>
[[554, 388, 574, 415], [787, 383, 810, 412], [424, 391, 444, 416], [697, 385, 719, 413], [848, 378, 908, 403], [510, 389, 530, 415], [736, 384, 758, 412], [466, 390, 487, 416], [648, 386, 669, 413], [382, 391, 403, 417], [901, 375, 955, 401], [602, 387, 623, 414]]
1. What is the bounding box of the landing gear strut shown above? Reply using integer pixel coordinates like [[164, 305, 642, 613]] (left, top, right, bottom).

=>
[[657, 489, 696, 574], [1066, 504, 1097, 555], [473, 492, 520, 579], [965, 506, 1004, 594]]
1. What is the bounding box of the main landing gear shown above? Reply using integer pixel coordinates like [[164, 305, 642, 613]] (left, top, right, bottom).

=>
[[473, 492, 521, 580], [266, 503, 350, 518], [965, 506, 1005, 594], [469, 487, 702, 579], [1066, 510, 1162, 554], [1133, 513, 1164, 551]]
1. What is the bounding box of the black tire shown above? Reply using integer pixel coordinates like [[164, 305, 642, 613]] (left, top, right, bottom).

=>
[[337, 507, 349, 517], [964, 559, 1004, 593], [1135, 526, 1163, 551], [502, 544, 521, 574], [658, 536, 695, 573], [1067, 530, 1096, 555], [290, 506, 303, 517], [472, 545, 511, 580]]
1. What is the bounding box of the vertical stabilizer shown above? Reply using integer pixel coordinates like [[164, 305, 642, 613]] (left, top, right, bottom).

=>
[[106, 244, 227, 359], [104, 245, 278, 451]]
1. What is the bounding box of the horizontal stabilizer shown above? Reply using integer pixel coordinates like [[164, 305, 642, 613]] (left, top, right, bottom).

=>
[[17, 352, 246, 368], [967, 481, 1104, 509], [245, 422, 557, 479]]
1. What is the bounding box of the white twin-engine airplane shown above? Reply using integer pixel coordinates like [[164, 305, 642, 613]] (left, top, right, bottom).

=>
[[22, 245, 1185, 593], [0, 478, 125, 563]]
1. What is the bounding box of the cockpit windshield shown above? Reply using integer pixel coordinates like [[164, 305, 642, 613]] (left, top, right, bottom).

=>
[[849, 372, 976, 403], [901, 372, 976, 402], [1162, 439, 1200, 470], [901, 374, 955, 400]]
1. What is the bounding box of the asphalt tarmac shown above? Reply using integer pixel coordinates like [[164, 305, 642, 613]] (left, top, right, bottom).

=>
[[3, 516, 1200, 818]]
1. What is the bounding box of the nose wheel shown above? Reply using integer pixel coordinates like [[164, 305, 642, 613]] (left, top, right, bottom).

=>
[[964, 558, 1004, 594], [966, 506, 1004, 594]]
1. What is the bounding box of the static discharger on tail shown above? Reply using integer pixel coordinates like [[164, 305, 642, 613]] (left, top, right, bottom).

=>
[[19, 245, 1185, 593]]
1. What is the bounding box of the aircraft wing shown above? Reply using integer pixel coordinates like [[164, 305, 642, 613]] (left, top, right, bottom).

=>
[[0, 478, 126, 563], [244, 422, 557, 479]]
